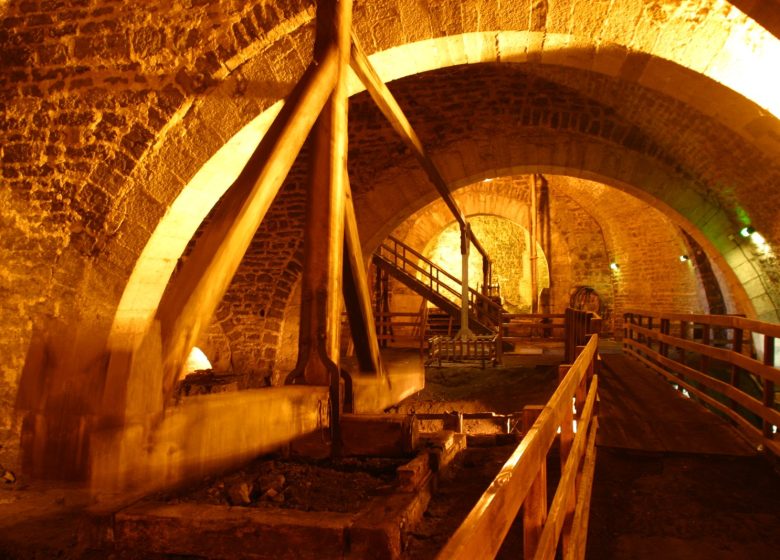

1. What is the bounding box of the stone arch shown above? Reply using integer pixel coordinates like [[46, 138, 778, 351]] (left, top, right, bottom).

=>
[[373, 175, 706, 334], [2, 0, 778, 482], [108, 31, 779, 355]]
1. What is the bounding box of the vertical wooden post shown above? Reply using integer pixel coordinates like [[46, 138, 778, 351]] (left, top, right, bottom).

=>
[[729, 327, 743, 412], [288, 0, 352, 455], [660, 318, 670, 357], [530, 174, 539, 313], [294, 0, 352, 383], [763, 335, 776, 440], [623, 312, 630, 350], [700, 323, 710, 374], [457, 223, 473, 339], [679, 320, 688, 364], [522, 405, 547, 560], [647, 316, 654, 353]]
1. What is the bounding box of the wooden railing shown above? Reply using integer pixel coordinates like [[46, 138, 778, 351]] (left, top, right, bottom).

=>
[[565, 308, 601, 363], [374, 309, 428, 353], [623, 310, 780, 457], [501, 313, 566, 344], [437, 334, 600, 560], [427, 334, 500, 368], [375, 236, 504, 328]]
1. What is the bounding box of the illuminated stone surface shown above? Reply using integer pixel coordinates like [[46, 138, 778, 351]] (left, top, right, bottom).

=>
[[0, 1, 778, 489]]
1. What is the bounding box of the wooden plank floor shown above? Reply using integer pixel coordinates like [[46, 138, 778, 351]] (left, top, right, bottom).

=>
[[597, 353, 755, 456], [588, 353, 780, 560]]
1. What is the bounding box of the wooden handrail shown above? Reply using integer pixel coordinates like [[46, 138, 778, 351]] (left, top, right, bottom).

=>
[[624, 311, 779, 457], [503, 313, 566, 320], [623, 309, 780, 339], [376, 236, 504, 326], [437, 335, 599, 559], [630, 323, 780, 384]]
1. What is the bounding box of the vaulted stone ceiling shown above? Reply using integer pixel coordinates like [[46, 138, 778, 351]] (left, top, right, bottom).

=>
[[2, 0, 780, 469]]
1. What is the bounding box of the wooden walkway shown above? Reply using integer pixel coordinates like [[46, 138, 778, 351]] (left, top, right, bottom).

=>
[[587, 353, 780, 559], [597, 353, 754, 455]]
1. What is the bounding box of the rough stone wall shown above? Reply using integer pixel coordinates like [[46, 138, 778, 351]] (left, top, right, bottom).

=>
[[422, 215, 546, 313], [345, 61, 774, 319], [0, 0, 315, 468], [385, 175, 706, 336], [0, 0, 776, 471], [561, 179, 708, 333], [198, 176, 307, 387], [388, 177, 616, 329]]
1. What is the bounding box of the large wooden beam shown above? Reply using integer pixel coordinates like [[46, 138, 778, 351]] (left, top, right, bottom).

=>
[[349, 33, 464, 227], [349, 34, 493, 282], [151, 49, 339, 403], [288, 0, 353, 427], [530, 174, 539, 313], [343, 178, 383, 375]]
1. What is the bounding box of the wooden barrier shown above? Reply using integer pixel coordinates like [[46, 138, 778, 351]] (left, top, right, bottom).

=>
[[427, 335, 499, 368], [436, 334, 599, 560], [623, 310, 779, 457], [565, 308, 600, 363], [501, 313, 566, 346]]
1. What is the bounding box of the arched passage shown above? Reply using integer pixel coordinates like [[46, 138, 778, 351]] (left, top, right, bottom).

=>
[[109, 34, 778, 365], [2, 1, 779, 482]]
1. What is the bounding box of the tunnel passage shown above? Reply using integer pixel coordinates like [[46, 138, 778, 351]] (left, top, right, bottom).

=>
[[1, 1, 779, 495]]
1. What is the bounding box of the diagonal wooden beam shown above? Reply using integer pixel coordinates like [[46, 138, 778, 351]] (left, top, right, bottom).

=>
[[343, 177, 383, 375], [349, 33, 493, 279], [349, 32, 465, 227], [154, 48, 339, 402]]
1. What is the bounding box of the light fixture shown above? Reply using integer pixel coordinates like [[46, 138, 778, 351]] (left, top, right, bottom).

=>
[[750, 231, 766, 245], [739, 226, 755, 238], [679, 255, 689, 262], [609, 262, 620, 271]]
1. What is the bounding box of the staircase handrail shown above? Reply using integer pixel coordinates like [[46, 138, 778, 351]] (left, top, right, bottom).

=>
[[376, 236, 503, 327]]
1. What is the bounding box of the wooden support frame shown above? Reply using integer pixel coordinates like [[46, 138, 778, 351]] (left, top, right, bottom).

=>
[[348, 33, 493, 288], [289, 0, 352, 390], [148, 47, 340, 404], [342, 177, 383, 375]]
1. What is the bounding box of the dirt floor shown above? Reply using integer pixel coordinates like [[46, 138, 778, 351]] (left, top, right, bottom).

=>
[[151, 455, 405, 513], [394, 351, 563, 433]]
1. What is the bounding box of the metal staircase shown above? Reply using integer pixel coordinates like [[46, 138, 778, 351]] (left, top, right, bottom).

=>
[[372, 236, 503, 335]]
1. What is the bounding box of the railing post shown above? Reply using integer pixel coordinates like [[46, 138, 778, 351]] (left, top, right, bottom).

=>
[[623, 312, 630, 347], [660, 318, 670, 357], [701, 323, 710, 374], [647, 315, 654, 352], [522, 405, 547, 560], [679, 320, 688, 364], [557, 364, 576, 557], [730, 327, 743, 412], [763, 335, 776, 441]]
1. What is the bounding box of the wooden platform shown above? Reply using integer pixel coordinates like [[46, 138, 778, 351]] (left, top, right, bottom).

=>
[[598, 353, 755, 456], [588, 354, 780, 560]]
